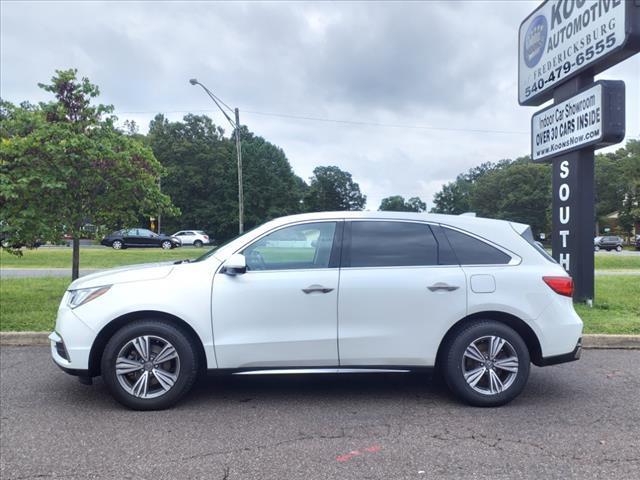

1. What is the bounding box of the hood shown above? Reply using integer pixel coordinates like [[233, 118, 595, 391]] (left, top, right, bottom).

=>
[[68, 262, 175, 290]]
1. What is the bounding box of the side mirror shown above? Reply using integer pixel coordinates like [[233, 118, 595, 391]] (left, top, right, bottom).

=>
[[222, 253, 246, 275]]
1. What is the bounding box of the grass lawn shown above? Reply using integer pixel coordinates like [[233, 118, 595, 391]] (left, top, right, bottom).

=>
[[576, 275, 640, 334], [593, 254, 640, 270], [0, 277, 70, 331], [0, 246, 204, 269], [1, 274, 638, 334]]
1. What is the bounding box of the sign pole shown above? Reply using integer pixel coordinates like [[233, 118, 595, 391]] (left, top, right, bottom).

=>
[[551, 74, 595, 303]]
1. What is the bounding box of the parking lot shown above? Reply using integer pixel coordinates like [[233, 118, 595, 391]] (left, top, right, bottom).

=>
[[1, 347, 639, 479]]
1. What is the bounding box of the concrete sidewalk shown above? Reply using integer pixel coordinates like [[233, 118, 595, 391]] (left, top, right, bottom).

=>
[[1, 268, 102, 278]]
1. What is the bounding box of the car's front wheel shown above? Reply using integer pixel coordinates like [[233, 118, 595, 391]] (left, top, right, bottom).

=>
[[161, 240, 173, 250], [101, 320, 199, 410], [442, 320, 530, 407]]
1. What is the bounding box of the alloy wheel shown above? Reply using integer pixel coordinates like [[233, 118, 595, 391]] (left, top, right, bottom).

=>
[[461, 335, 519, 395], [115, 335, 180, 399]]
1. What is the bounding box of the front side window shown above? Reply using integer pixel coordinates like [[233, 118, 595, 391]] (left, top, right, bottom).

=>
[[347, 221, 438, 267], [138, 229, 156, 238], [442, 227, 511, 265], [243, 222, 337, 271]]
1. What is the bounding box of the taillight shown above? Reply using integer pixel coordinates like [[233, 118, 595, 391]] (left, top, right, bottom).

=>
[[543, 276, 574, 297]]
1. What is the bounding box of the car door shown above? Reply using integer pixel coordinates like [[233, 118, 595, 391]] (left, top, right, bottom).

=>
[[211, 220, 342, 368], [184, 231, 197, 245], [338, 220, 467, 366], [122, 229, 141, 247]]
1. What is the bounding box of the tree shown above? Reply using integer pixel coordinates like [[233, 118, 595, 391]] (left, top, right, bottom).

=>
[[431, 161, 509, 214], [304, 166, 366, 212], [148, 117, 306, 241], [0, 69, 175, 279], [379, 195, 426, 212], [469, 161, 551, 235]]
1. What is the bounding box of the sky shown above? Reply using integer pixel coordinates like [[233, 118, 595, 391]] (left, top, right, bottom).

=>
[[1, 0, 639, 210]]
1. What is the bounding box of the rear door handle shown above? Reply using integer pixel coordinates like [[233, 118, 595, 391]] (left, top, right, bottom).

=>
[[428, 283, 460, 292], [302, 284, 334, 294]]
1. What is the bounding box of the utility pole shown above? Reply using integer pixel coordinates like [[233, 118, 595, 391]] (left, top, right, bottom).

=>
[[234, 108, 244, 234], [189, 78, 245, 235], [157, 177, 162, 234]]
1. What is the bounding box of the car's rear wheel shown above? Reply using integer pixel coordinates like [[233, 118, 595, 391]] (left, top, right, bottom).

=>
[[443, 320, 530, 407], [161, 240, 172, 250], [112, 240, 123, 250], [101, 320, 199, 410], [193, 240, 203, 248]]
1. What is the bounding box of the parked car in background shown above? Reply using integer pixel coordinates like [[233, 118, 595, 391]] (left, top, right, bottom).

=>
[[172, 230, 212, 247], [594, 235, 624, 252], [52, 211, 582, 410], [101, 229, 181, 250]]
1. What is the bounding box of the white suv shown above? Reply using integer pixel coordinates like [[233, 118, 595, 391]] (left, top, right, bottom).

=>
[[50, 212, 583, 410], [172, 230, 211, 247]]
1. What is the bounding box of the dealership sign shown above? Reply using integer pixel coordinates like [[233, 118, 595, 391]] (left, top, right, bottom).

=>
[[531, 80, 625, 162], [518, 0, 640, 106]]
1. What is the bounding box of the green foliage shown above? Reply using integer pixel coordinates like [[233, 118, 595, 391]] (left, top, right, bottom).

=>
[[148, 117, 306, 241], [0, 70, 176, 258], [469, 161, 551, 235], [379, 195, 426, 212], [304, 166, 366, 212], [430, 142, 640, 237]]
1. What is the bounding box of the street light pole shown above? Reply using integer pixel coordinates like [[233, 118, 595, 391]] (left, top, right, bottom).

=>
[[189, 78, 244, 234], [234, 107, 244, 234]]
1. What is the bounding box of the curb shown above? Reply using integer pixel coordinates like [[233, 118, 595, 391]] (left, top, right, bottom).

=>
[[1, 332, 639, 349]]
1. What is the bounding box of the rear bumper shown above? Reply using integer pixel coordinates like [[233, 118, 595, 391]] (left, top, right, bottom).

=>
[[537, 338, 582, 366]]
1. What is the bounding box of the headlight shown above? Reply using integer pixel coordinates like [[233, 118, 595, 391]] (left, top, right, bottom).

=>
[[67, 285, 111, 309]]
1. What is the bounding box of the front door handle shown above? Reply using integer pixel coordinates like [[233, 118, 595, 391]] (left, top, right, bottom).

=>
[[302, 285, 334, 294], [428, 282, 460, 292]]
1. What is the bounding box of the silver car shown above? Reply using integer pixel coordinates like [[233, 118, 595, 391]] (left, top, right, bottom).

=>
[[172, 230, 211, 247]]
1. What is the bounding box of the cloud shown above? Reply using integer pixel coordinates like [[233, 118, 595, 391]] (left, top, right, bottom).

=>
[[2, 0, 638, 209]]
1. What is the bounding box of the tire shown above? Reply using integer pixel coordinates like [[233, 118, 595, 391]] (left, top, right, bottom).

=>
[[616, 245, 622, 252], [101, 320, 199, 410], [161, 240, 172, 250], [442, 320, 530, 407], [193, 240, 203, 248], [594, 245, 600, 252], [112, 240, 123, 250]]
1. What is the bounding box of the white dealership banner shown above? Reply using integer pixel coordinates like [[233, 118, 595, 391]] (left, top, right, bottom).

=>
[[532, 84, 602, 161], [530, 80, 626, 162], [518, 0, 630, 105]]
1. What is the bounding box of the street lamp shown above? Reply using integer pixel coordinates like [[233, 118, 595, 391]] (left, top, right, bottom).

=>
[[189, 78, 244, 234]]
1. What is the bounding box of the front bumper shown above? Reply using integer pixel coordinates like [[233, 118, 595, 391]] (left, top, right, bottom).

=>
[[50, 299, 96, 372]]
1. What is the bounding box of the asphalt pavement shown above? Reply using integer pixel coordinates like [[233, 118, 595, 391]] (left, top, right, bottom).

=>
[[1, 347, 639, 479]]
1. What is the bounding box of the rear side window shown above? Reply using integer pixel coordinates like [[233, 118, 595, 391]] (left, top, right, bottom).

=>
[[347, 221, 438, 267], [520, 226, 555, 263], [442, 227, 511, 265]]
